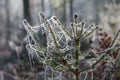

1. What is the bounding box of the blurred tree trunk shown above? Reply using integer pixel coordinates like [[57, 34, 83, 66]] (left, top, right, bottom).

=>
[[29, 0, 42, 25], [5, 0, 10, 49], [44, 0, 52, 18], [41, 0, 44, 12], [116, 0, 120, 4], [0, 0, 7, 49], [7, 0, 23, 43], [0, 0, 23, 50], [63, 0, 66, 25], [23, 0, 31, 21], [69, 0, 73, 22], [94, 0, 99, 24]]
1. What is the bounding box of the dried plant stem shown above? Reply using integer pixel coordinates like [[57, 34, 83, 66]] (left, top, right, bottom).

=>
[[81, 29, 119, 70], [80, 29, 120, 73]]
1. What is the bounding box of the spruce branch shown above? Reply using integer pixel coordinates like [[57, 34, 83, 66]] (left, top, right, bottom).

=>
[[22, 20, 45, 49], [73, 13, 78, 38], [52, 16, 73, 39], [39, 13, 61, 56], [78, 22, 85, 39], [80, 25, 99, 40]]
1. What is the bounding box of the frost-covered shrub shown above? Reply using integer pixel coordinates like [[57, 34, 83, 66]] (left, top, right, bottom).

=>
[[23, 13, 120, 80]]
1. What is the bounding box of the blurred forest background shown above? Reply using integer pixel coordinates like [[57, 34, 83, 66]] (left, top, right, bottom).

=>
[[0, 0, 120, 80]]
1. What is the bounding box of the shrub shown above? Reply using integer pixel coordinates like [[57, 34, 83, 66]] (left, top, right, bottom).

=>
[[23, 13, 120, 80]]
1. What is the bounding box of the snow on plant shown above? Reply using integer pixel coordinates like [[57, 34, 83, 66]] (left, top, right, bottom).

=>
[[22, 12, 120, 80]]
